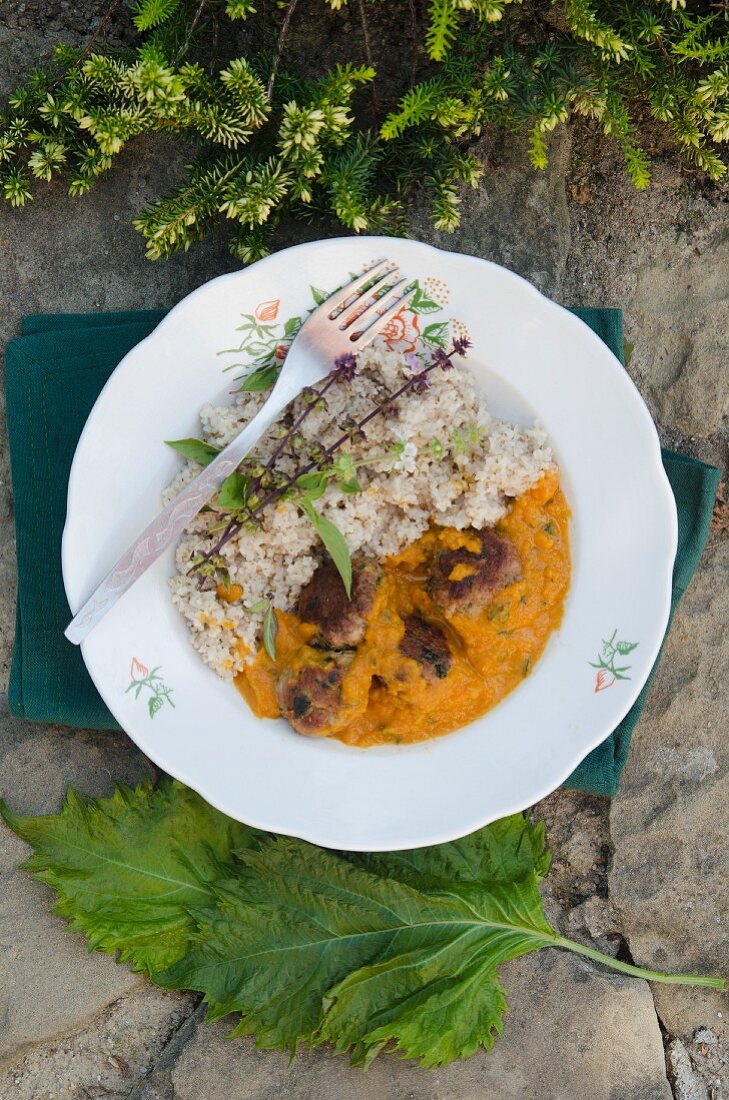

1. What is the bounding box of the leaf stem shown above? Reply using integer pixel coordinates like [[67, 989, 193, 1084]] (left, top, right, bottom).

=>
[[257, 372, 339, 486], [407, 0, 420, 88], [357, 0, 380, 116], [554, 936, 726, 989], [251, 350, 454, 516]]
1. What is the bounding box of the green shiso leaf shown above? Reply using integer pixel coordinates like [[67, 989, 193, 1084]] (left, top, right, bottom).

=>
[[1, 785, 723, 1069], [0, 779, 255, 976], [165, 438, 221, 466]]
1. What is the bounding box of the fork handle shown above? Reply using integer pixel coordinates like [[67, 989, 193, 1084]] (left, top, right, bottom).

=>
[[64, 388, 293, 645]]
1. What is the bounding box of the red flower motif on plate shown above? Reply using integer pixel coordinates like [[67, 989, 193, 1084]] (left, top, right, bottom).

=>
[[130, 658, 149, 681], [255, 299, 280, 322], [381, 308, 421, 354], [594, 668, 616, 693]]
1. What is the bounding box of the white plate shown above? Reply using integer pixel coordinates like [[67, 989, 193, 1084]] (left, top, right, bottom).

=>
[[63, 237, 677, 851]]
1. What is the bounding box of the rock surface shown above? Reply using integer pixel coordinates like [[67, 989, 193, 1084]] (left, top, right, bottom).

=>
[[128, 953, 672, 1100], [564, 143, 729, 1100], [678, 1029, 729, 1100], [0, 987, 194, 1099], [609, 535, 729, 1089], [667, 1040, 709, 1100], [409, 129, 572, 299], [630, 240, 729, 437], [560, 129, 729, 463], [0, 700, 152, 1065]]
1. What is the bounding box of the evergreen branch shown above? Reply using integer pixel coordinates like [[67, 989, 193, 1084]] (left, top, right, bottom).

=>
[[564, 0, 632, 61], [133, 0, 184, 32], [172, 0, 208, 62], [1, 0, 726, 249], [426, 0, 460, 61], [357, 0, 379, 115], [133, 155, 243, 258], [381, 81, 443, 138]]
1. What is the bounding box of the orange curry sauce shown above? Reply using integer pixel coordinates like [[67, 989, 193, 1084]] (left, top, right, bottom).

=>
[[235, 471, 571, 746]]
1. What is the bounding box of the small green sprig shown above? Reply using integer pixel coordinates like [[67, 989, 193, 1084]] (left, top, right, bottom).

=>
[[243, 597, 279, 659], [187, 552, 230, 589]]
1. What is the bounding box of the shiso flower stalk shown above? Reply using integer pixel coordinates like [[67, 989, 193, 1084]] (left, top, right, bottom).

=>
[[192, 363, 352, 581], [189, 339, 470, 578]]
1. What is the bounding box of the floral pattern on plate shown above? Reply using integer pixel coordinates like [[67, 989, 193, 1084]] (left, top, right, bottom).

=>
[[218, 273, 463, 389], [590, 630, 639, 692], [126, 658, 175, 718]]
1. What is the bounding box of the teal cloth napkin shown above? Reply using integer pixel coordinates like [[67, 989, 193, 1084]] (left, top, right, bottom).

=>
[[5, 307, 721, 796]]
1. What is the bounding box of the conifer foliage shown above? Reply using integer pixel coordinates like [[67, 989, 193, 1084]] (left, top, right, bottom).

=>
[[1, 0, 727, 260]]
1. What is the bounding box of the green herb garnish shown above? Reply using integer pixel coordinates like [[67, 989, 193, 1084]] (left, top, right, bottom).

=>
[[216, 472, 250, 513], [261, 602, 278, 660], [189, 343, 469, 618], [331, 452, 361, 493], [299, 497, 352, 597], [166, 438, 221, 466], [429, 437, 445, 460]]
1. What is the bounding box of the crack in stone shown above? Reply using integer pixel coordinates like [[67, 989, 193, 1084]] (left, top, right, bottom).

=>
[[123, 1000, 206, 1100], [607, 801, 679, 1100]]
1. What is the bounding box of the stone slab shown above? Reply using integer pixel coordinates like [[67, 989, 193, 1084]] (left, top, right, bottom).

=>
[[408, 129, 572, 299], [609, 536, 729, 1088], [130, 952, 673, 1100], [0, 988, 193, 1099], [0, 700, 152, 1066]]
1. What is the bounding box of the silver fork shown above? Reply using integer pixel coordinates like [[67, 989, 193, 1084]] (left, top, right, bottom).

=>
[[65, 259, 415, 644]]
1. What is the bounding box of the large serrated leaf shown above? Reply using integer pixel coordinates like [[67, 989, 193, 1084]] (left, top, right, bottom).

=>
[[162, 821, 555, 1064], [0, 779, 255, 976], [2, 784, 722, 1069]]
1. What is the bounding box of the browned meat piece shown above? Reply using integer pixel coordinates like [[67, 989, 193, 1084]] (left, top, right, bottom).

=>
[[297, 556, 382, 647], [428, 528, 521, 616], [276, 651, 353, 736], [399, 615, 452, 682]]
